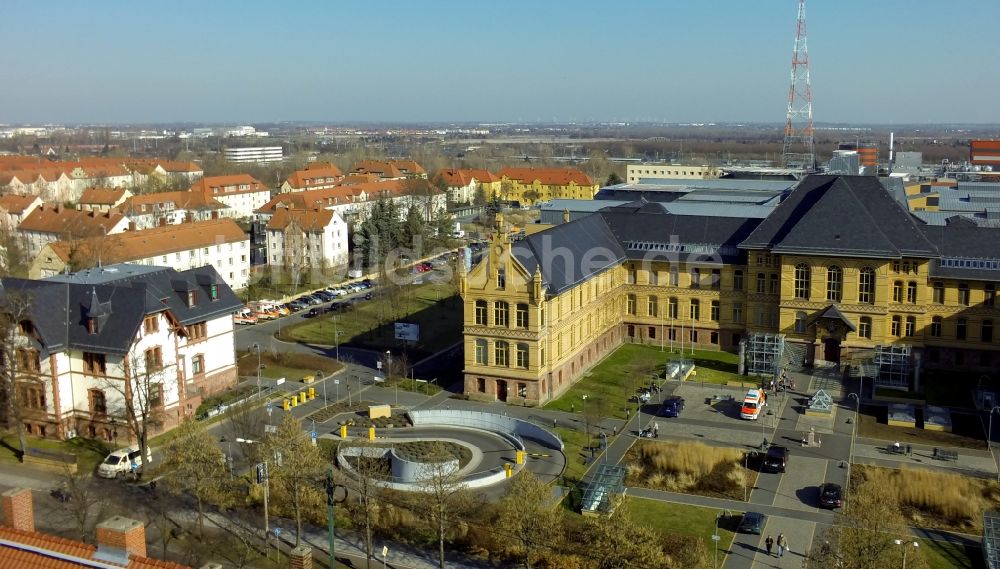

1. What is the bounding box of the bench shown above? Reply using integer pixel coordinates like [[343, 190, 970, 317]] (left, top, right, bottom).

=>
[[933, 448, 958, 461]]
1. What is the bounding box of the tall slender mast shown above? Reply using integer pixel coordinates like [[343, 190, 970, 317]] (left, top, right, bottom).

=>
[[781, 0, 815, 170]]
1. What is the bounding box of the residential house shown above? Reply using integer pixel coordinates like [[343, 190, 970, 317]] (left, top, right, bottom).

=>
[[119, 190, 231, 230], [257, 179, 445, 228], [266, 207, 348, 271], [280, 162, 344, 193], [1, 263, 242, 441], [497, 167, 599, 205], [17, 204, 130, 258], [30, 218, 250, 290], [0, 488, 192, 569], [434, 168, 501, 204], [189, 174, 270, 218], [0, 194, 42, 231], [77, 186, 132, 213], [0, 168, 77, 203], [350, 159, 427, 180]]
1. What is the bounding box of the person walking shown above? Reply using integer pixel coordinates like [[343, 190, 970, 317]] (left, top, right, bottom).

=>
[[777, 533, 788, 557], [765, 535, 774, 556]]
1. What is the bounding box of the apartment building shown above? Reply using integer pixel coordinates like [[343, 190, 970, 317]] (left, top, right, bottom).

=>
[[17, 204, 130, 258], [625, 164, 723, 183], [497, 167, 599, 205], [77, 186, 132, 213], [30, 218, 251, 290], [1, 264, 242, 441], [280, 163, 344, 193], [119, 190, 231, 230], [0, 194, 41, 231], [350, 159, 427, 180], [265, 207, 348, 270], [190, 174, 270, 218], [223, 146, 283, 164]]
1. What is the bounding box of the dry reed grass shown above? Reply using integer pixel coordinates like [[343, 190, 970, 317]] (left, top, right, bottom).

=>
[[625, 440, 747, 498]]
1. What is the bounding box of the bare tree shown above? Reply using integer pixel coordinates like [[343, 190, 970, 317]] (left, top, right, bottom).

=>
[[161, 419, 233, 539], [410, 442, 475, 569], [51, 465, 112, 543], [102, 348, 168, 477], [226, 399, 265, 464], [260, 413, 326, 546], [0, 287, 37, 455], [494, 470, 562, 569], [342, 442, 390, 569]]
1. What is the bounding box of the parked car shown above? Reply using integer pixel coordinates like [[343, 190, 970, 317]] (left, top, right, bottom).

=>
[[660, 396, 685, 418], [364, 292, 374, 300], [305, 308, 321, 318], [288, 300, 308, 311], [361, 278, 374, 288], [818, 482, 843, 509], [97, 446, 152, 479], [234, 308, 257, 325], [737, 512, 767, 535], [314, 291, 335, 301], [305, 295, 324, 306], [762, 445, 789, 473]]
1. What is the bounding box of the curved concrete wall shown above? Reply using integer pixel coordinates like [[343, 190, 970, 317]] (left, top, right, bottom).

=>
[[337, 443, 511, 491], [390, 447, 459, 482], [408, 410, 564, 452]]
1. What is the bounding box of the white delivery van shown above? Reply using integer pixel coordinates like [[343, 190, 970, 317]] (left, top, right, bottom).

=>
[[234, 307, 258, 325], [348, 269, 364, 279], [97, 446, 152, 478]]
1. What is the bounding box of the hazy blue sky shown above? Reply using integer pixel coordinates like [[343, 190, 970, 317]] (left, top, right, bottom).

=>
[[1, 0, 997, 125]]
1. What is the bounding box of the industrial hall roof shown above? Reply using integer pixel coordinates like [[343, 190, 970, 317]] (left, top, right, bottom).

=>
[[740, 175, 938, 259]]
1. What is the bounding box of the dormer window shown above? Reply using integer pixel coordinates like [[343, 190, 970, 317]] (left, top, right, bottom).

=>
[[87, 317, 98, 334], [187, 291, 196, 308], [18, 320, 33, 335], [210, 284, 219, 301], [497, 268, 506, 290]]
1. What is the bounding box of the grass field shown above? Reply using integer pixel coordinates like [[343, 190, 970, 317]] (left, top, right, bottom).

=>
[[0, 433, 111, 474], [237, 349, 343, 381], [276, 282, 461, 360], [626, 498, 736, 560], [922, 538, 985, 569], [544, 344, 741, 420]]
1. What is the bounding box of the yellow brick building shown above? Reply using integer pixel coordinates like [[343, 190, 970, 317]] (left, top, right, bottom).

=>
[[497, 167, 599, 205], [460, 175, 1000, 405]]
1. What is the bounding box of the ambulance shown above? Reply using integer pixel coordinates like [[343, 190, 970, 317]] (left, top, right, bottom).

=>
[[740, 388, 767, 420]]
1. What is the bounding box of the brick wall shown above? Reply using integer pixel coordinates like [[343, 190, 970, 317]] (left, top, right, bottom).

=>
[[1, 488, 34, 532]]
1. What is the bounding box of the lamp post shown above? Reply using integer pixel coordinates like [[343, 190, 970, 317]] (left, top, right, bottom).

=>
[[713, 513, 722, 569], [988, 406, 1000, 481], [581, 394, 590, 446], [252, 343, 262, 400], [332, 315, 341, 361], [894, 539, 919, 569], [600, 431, 608, 463], [848, 392, 860, 494]]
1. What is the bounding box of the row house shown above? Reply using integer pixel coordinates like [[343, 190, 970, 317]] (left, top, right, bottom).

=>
[[30, 217, 251, 290], [497, 167, 599, 205], [119, 190, 231, 230], [77, 186, 132, 213], [0, 168, 78, 203], [189, 174, 270, 218], [1, 264, 242, 441], [434, 168, 502, 204], [350, 159, 427, 180], [17, 204, 130, 258], [279, 162, 344, 193], [0, 194, 41, 231], [265, 206, 348, 271]]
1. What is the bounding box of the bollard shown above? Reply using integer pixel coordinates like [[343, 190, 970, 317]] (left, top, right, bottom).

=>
[[283, 399, 291, 411], [308, 387, 316, 400], [516, 450, 525, 465], [368, 427, 376, 441], [340, 425, 348, 439]]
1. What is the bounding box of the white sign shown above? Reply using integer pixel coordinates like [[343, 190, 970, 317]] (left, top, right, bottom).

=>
[[334, 379, 340, 385], [264, 424, 277, 434], [276, 377, 285, 386], [394, 322, 420, 341], [382, 545, 388, 557]]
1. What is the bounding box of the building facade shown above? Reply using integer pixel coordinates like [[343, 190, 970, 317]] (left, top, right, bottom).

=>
[[223, 146, 284, 163], [190, 174, 271, 218], [497, 168, 599, 205], [460, 175, 1000, 405], [626, 164, 722, 183], [265, 207, 348, 271], [1, 264, 242, 442]]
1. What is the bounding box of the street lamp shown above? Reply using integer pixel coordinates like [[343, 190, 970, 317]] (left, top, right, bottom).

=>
[[988, 406, 1000, 481], [713, 513, 722, 569], [848, 392, 861, 495], [581, 394, 590, 445], [252, 343, 262, 400], [894, 539, 919, 569]]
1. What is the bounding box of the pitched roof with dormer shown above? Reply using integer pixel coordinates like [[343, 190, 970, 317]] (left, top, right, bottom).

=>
[[121, 190, 227, 215], [284, 166, 344, 189], [350, 160, 425, 178], [498, 167, 594, 186], [189, 174, 265, 197], [266, 207, 337, 233], [79, 186, 128, 205], [434, 169, 475, 188], [18, 204, 127, 238]]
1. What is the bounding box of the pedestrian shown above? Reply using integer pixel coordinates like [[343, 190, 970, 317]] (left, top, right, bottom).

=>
[[777, 533, 788, 557], [906, 444, 912, 456], [553, 417, 557, 429], [765, 535, 774, 556]]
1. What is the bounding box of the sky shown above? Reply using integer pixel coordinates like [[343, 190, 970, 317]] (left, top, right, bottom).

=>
[[1, 0, 998, 125]]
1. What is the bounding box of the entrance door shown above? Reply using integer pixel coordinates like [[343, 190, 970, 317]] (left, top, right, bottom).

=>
[[496, 379, 508, 402], [823, 338, 841, 363]]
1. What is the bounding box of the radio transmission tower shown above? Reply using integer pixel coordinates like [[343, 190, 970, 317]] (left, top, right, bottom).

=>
[[782, 0, 815, 170]]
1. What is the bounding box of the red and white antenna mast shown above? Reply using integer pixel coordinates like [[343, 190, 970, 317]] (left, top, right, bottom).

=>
[[782, 0, 815, 170]]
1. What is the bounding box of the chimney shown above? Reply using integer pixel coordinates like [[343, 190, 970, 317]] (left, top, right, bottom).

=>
[[562, 209, 570, 223], [159, 217, 167, 227], [95, 516, 146, 564], [128, 221, 136, 231], [1, 488, 34, 532], [289, 545, 313, 569], [89, 210, 98, 218], [211, 210, 219, 220]]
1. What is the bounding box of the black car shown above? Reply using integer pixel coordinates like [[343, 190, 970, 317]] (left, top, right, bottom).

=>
[[818, 482, 843, 509], [762, 445, 789, 473], [737, 511, 767, 535], [304, 308, 321, 318], [660, 396, 685, 418]]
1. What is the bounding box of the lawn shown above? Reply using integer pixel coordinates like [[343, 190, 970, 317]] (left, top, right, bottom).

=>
[[237, 350, 343, 381], [626, 498, 736, 560], [0, 433, 111, 474], [544, 344, 741, 420], [554, 425, 594, 481], [922, 537, 985, 569], [276, 282, 462, 360]]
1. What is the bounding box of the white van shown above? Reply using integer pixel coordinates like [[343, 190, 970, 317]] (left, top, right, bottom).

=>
[[97, 446, 152, 478]]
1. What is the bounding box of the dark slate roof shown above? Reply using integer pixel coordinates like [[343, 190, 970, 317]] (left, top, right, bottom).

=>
[[739, 175, 938, 259], [511, 213, 625, 295], [919, 223, 1000, 281], [809, 304, 857, 332], [1, 264, 242, 356]]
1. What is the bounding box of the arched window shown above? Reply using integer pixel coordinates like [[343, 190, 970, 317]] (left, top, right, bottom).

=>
[[474, 300, 488, 325], [474, 339, 488, 364], [858, 267, 875, 304], [826, 266, 842, 302], [794, 263, 811, 299], [892, 281, 903, 303], [516, 343, 529, 368], [794, 311, 807, 333]]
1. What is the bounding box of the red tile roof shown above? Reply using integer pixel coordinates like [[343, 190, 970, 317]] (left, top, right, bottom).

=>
[[121, 190, 227, 214], [0, 194, 41, 214], [266, 207, 336, 232], [0, 525, 190, 569], [350, 159, 425, 178], [19, 205, 126, 237], [498, 167, 594, 186], [434, 169, 475, 188], [79, 187, 128, 205], [189, 174, 265, 196], [284, 166, 344, 189]]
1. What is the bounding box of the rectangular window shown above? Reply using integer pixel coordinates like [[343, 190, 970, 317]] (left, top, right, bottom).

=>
[[89, 389, 107, 415], [710, 331, 719, 345], [756, 273, 766, 294], [710, 301, 720, 322], [191, 354, 204, 375], [905, 316, 915, 337], [987, 285, 996, 308], [689, 330, 698, 344], [647, 296, 658, 317], [627, 269, 636, 285], [959, 284, 970, 306], [148, 383, 164, 408], [188, 322, 207, 341], [144, 315, 159, 334], [668, 298, 678, 319], [475, 301, 487, 325], [933, 282, 944, 304], [668, 328, 676, 341], [669, 268, 679, 286], [689, 299, 700, 321], [648, 326, 656, 339], [494, 302, 509, 327], [18, 384, 46, 410], [475, 340, 488, 365], [906, 282, 917, 304], [930, 318, 942, 337], [144, 347, 163, 371], [494, 342, 509, 367], [16, 349, 40, 372], [733, 271, 744, 291], [627, 295, 636, 316], [731, 303, 743, 323], [891, 316, 901, 336], [83, 352, 106, 375], [496, 268, 506, 289], [984, 320, 994, 343], [710, 269, 721, 290], [957, 318, 967, 340], [649, 271, 658, 286], [859, 317, 872, 339], [770, 274, 779, 295], [516, 344, 529, 369], [893, 281, 903, 303], [477, 377, 486, 393], [690, 268, 701, 289], [516, 304, 529, 328]]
